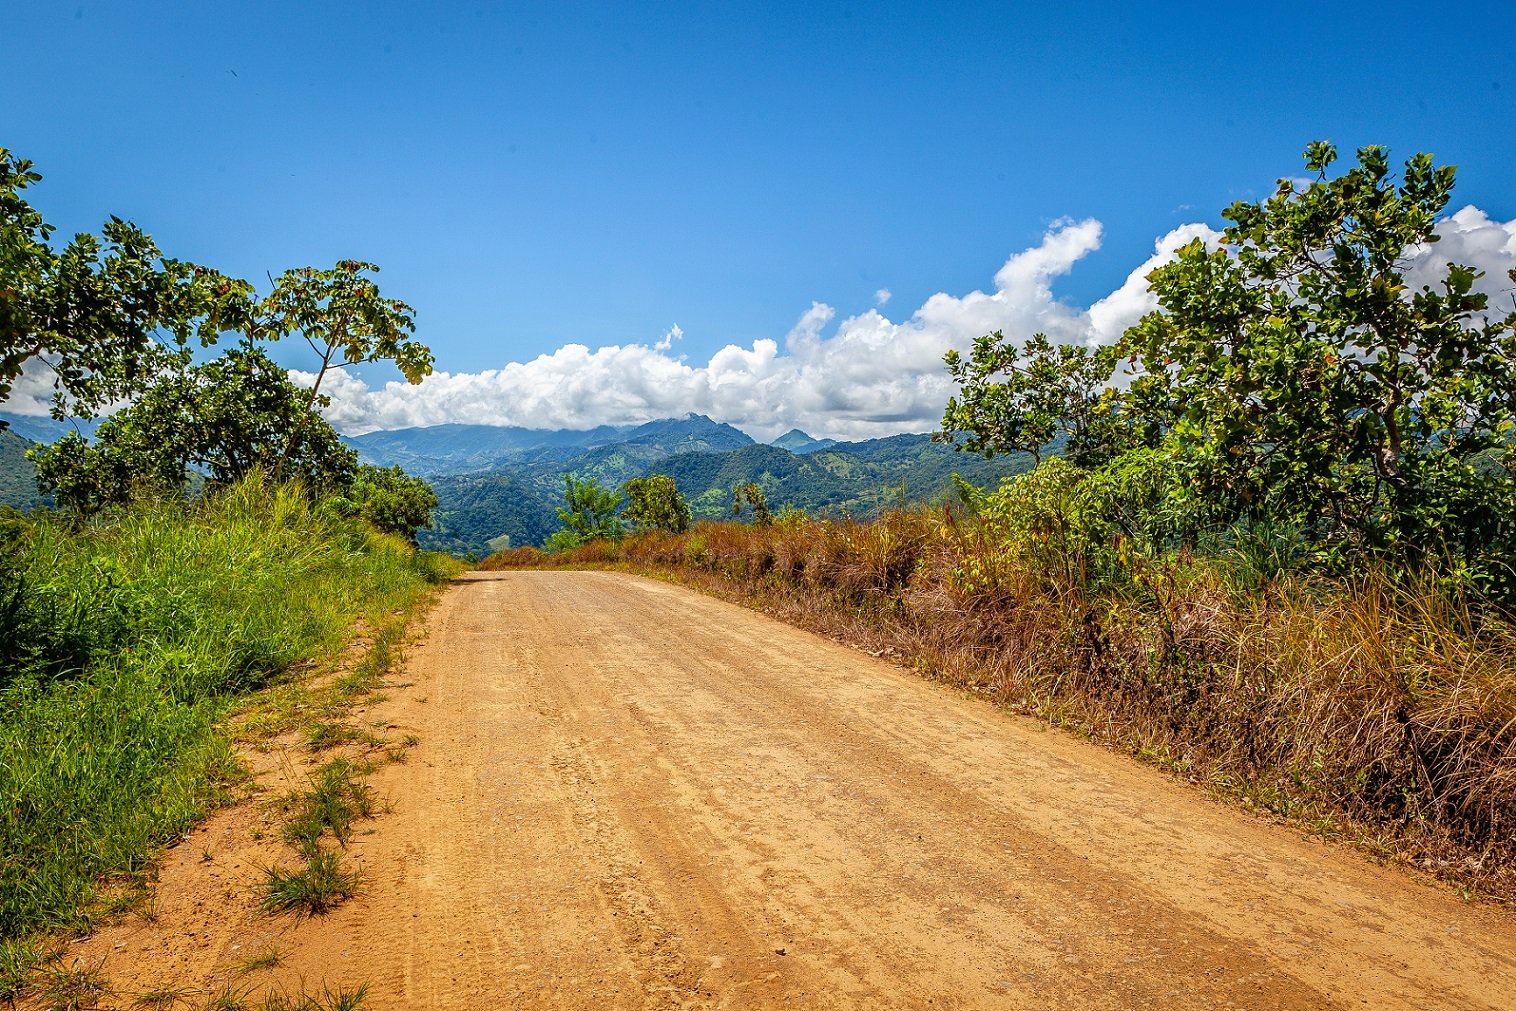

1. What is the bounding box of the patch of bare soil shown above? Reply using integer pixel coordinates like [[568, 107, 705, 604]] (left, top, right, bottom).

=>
[[51, 571, 1516, 1009]]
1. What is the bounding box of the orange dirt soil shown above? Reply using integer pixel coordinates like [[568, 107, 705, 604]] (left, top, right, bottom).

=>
[[47, 571, 1516, 1009]]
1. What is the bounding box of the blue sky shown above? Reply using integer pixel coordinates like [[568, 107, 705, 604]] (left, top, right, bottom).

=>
[[5, 1, 1514, 438]]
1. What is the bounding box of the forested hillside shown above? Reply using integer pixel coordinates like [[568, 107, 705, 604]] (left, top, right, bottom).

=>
[[415, 426, 1033, 556], [0, 430, 43, 510]]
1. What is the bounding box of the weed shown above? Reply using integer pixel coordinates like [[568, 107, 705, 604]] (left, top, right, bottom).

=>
[[233, 947, 284, 976], [259, 852, 360, 915], [199, 984, 250, 1011], [0, 936, 39, 1001], [250, 981, 369, 1011], [315, 982, 370, 1011], [131, 984, 198, 1009], [280, 759, 376, 856], [302, 722, 364, 752], [28, 951, 110, 1011]]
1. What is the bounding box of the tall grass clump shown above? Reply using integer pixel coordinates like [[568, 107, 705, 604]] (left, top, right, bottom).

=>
[[0, 479, 452, 979], [487, 466, 1516, 902]]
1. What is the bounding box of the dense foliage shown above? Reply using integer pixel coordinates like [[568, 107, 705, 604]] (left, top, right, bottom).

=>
[[328, 464, 440, 544], [544, 474, 624, 551], [622, 474, 691, 533], [32, 349, 360, 512], [942, 143, 1516, 599], [0, 480, 453, 969]]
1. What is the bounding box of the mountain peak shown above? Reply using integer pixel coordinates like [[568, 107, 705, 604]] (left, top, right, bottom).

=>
[[771, 429, 837, 454]]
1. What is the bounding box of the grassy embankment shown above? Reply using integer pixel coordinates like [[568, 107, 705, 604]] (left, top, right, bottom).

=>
[[488, 494, 1516, 904], [0, 480, 457, 994]]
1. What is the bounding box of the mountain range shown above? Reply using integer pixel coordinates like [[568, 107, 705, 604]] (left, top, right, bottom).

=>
[[0, 411, 1033, 555], [0, 428, 47, 511], [368, 414, 1033, 557]]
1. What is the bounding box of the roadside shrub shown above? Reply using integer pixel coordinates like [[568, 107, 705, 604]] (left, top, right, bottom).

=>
[[480, 545, 549, 570], [682, 533, 711, 568]]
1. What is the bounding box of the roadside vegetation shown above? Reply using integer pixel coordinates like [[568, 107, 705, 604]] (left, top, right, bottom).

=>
[[499, 143, 1516, 903], [0, 480, 453, 991], [0, 145, 454, 1001]]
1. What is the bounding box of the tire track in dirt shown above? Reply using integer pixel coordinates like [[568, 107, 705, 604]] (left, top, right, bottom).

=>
[[65, 570, 1516, 1009]]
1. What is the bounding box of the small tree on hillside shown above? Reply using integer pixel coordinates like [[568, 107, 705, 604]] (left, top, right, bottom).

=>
[[622, 474, 691, 533], [32, 348, 358, 512], [939, 332, 1118, 466], [731, 482, 771, 526], [213, 259, 432, 478], [329, 464, 439, 544], [545, 475, 623, 551]]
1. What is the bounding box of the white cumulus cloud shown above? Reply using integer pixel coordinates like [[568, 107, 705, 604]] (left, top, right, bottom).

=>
[[653, 323, 683, 352], [8, 209, 1512, 442], [309, 217, 1116, 441], [1405, 206, 1516, 312], [304, 207, 1516, 441]]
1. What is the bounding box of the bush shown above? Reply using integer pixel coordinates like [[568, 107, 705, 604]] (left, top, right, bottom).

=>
[[327, 464, 438, 544], [622, 474, 691, 533], [939, 143, 1516, 604]]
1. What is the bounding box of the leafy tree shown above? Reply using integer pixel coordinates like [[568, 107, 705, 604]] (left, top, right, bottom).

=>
[[328, 464, 438, 544], [622, 474, 691, 533], [941, 142, 1516, 594], [731, 481, 771, 526], [252, 260, 430, 391], [1124, 143, 1515, 556], [0, 147, 243, 422], [32, 348, 358, 512], [939, 333, 1118, 466], [213, 259, 431, 477], [544, 474, 623, 551]]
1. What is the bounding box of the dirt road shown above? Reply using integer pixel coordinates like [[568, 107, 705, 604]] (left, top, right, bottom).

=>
[[77, 571, 1516, 1008]]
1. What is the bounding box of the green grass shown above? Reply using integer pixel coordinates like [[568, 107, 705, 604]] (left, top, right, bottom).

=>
[[232, 947, 284, 977], [0, 479, 457, 996], [25, 951, 111, 1011], [130, 983, 200, 1010], [251, 982, 370, 1011], [280, 759, 377, 857], [258, 852, 361, 916]]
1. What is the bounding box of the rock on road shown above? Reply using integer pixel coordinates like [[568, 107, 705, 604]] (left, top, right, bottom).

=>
[[85, 571, 1516, 1009]]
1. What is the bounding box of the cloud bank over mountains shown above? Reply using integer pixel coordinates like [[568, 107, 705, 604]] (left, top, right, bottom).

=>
[[6, 210, 1512, 442], [309, 205, 1514, 441], [307, 216, 1211, 441]]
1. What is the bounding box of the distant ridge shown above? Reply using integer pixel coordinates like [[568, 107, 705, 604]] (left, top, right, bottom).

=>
[[414, 420, 1034, 557], [771, 429, 837, 454], [0, 408, 1036, 556], [0, 428, 46, 510], [0, 411, 99, 444], [342, 413, 753, 477]]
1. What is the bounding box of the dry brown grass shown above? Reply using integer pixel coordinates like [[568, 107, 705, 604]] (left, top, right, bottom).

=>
[[486, 510, 1516, 902]]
